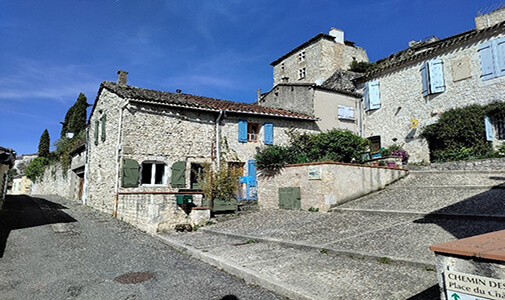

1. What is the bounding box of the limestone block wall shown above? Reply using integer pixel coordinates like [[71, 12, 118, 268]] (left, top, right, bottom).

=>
[[362, 31, 505, 163], [258, 162, 407, 212], [258, 85, 315, 116], [31, 163, 71, 198]]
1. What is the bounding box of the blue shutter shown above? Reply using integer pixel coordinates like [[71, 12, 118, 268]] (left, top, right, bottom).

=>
[[479, 41, 496, 80], [338, 105, 346, 118], [247, 160, 257, 186], [264, 123, 274, 145], [485, 116, 494, 142], [428, 59, 445, 94], [363, 83, 370, 111], [347, 106, 354, 119], [369, 81, 381, 110], [420, 62, 429, 96], [495, 37, 505, 77], [238, 120, 247, 143]]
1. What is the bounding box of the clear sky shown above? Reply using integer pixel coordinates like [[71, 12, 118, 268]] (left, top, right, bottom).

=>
[[0, 0, 501, 155]]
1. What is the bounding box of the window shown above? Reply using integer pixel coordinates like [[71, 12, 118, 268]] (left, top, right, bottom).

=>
[[100, 114, 106, 142], [479, 37, 505, 80], [247, 122, 259, 142], [298, 68, 306, 79], [141, 162, 166, 185], [363, 81, 380, 111], [420, 59, 445, 96], [338, 105, 354, 120], [190, 163, 203, 190], [487, 114, 505, 140], [94, 120, 99, 145], [298, 51, 305, 62], [367, 136, 381, 152]]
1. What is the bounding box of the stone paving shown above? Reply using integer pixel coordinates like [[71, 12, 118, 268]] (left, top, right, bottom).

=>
[[157, 166, 505, 299]]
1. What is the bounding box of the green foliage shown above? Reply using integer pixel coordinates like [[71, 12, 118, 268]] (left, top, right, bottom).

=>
[[421, 104, 502, 162], [25, 157, 49, 181], [256, 129, 370, 170], [320, 248, 328, 254], [38, 129, 50, 158], [54, 130, 86, 171], [349, 60, 375, 73], [7, 169, 18, 184], [308, 207, 319, 212], [378, 257, 391, 264], [199, 162, 241, 201], [61, 93, 88, 138]]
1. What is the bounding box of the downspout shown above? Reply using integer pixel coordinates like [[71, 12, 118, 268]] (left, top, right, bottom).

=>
[[215, 110, 225, 169], [82, 124, 90, 205], [359, 98, 363, 137], [113, 101, 129, 218]]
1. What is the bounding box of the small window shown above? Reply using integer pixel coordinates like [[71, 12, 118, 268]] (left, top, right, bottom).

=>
[[248, 123, 260, 142], [190, 163, 204, 190], [367, 136, 381, 152], [141, 162, 166, 185], [298, 51, 305, 62], [298, 68, 306, 80], [493, 114, 505, 140]]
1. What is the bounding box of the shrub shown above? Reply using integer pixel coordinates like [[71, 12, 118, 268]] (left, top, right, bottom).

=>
[[349, 60, 375, 73], [255, 145, 293, 171], [25, 157, 49, 181], [199, 163, 240, 201]]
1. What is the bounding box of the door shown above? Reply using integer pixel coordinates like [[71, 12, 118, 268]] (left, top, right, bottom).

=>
[[278, 187, 301, 210]]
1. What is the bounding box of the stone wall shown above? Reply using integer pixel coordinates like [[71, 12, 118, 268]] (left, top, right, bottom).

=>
[[313, 89, 359, 132], [258, 84, 315, 116], [475, 7, 505, 30], [258, 162, 407, 212], [362, 31, 505, 163], [31, 163, 71, 198]]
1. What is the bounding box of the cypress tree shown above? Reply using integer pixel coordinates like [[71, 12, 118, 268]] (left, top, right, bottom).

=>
[[38, 129, 50, 158], [70, 93, 88, 135]]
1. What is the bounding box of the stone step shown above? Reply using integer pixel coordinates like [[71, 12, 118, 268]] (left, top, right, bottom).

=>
[[392, 170, 505, 188], [337, 186, 505, 216]]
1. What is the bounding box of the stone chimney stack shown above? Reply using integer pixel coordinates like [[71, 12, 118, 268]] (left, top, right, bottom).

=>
[[475, 5, 505, 30], [117, 70, 128, 86], [329, 28, 344, 44]]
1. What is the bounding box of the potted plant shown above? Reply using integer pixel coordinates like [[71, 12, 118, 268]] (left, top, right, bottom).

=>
[[199, 162, 241, 212]]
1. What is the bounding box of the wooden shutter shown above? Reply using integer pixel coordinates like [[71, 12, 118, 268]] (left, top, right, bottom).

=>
[[94, 120, 99, 145], [420, 62, 429, 96], [479, 41, 496, 80], [122, 158, 140, 187], [347, 106, 355, 120], [485, 115, 494, 142], [338, 105, 346, 119], [278, 187, 301, 210], [171, 161, 186, 188], [238, 120, 247, 143], [368, 81, 381, 110], [247, 160, 257, 187], [264, 123, 274, 145], [495, 37, 505, 77], [428, 59, 445, 94], [363, 83, 370, 111], [101, 114, 106, 142]]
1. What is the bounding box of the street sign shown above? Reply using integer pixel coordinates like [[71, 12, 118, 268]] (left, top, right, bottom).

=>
[[444, 271, 505, 300]]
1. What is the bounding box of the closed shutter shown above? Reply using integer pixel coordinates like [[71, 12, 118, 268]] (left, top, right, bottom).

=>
[[485, 115, 494, 142], [171, 161, 186, 188], [479, 41, 496, 80], [122, 158, 140, 187], [420, 62, 429, 96], [238, 120, 247, 143], [247, 160, 257, 187], [278, 187, 301, 210], [264, 123, 274, 145], [495, 37, 505, 77], [363, 83, 370, 111], [101, 114, 106, 142], [428, 59, 445, 94], [347, 106, 354, 119], [368, 81, 381, 110], [94, 120, 99, 145]]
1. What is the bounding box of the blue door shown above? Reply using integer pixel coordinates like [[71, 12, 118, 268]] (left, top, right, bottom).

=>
[[238, 160, 258, 201]]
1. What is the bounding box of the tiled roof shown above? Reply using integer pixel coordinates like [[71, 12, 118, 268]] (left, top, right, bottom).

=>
[[270, 33, 357, 66], [320, 70, 361, 97], [99, 81, 315, 120], [358, 20, 505, 81]]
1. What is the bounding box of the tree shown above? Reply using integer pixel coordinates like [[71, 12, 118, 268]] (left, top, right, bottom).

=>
[[25, 157, 49, 181], [60, 93, 88, 138], [38, 129, 50, 158]]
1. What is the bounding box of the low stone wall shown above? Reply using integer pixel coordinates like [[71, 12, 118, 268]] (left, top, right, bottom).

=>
[[409, 158, 505, 171], [31, 163, 72, 199], [116, 193, 210, 234], [258, 162, 408, 212]]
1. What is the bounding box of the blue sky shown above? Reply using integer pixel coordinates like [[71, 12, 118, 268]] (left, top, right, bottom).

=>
[[0, 0, 501, 155]]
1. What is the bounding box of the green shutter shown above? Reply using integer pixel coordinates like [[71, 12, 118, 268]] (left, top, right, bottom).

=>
[[278, 187, 301, 210], [94, 120, 99, 145], [171, 161, 186, 188], [101, 114, 106, 142], [122, 158, 140, 187]]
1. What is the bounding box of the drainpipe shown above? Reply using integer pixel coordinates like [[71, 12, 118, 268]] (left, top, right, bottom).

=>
[[215, 110, 225, 169], [113, 101, 129, 218], [82, 124, 90, 205], [359, 98, 363, 137]]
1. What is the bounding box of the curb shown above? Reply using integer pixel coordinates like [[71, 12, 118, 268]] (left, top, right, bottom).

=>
[[153, 233, 314, 300]]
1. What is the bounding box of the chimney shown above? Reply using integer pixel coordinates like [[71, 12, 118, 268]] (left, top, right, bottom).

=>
[[117, 70, 128, 86], [329, 28, 344, 44], [257, 89, 261, 101]]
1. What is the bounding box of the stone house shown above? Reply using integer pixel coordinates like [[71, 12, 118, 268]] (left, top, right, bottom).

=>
[[0, 146, 15, 200], [85, 71, 317, 232], [355, 8, 505, 163]]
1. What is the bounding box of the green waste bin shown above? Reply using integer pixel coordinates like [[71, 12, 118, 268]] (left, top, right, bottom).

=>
[[176, 195, 193, 205]]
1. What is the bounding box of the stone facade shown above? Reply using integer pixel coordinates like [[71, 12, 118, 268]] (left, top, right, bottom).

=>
[[259, 84, 360, 133], [258, 162, 407, 212], [359, 27, 505, 163], [86, 81, 318, 232], [271, 30, 368, 86]]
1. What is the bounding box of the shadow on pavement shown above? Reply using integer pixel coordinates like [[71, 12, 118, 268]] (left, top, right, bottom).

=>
[[0, 195, 76, 258]]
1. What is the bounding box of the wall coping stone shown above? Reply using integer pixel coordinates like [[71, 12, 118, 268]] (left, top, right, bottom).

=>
[[284, 161, 408, 171]]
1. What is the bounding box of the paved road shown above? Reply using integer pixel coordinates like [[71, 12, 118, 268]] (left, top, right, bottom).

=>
[[0, 195, 282, 300]]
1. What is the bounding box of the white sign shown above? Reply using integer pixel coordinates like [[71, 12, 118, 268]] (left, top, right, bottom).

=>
[[308, 166, 321, 180], [444, 271, 505, 300], [446, 290, 490, 300]]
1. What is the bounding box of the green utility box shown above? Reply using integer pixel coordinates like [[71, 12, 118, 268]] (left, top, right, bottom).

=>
[[176, 195, 193, 205]]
